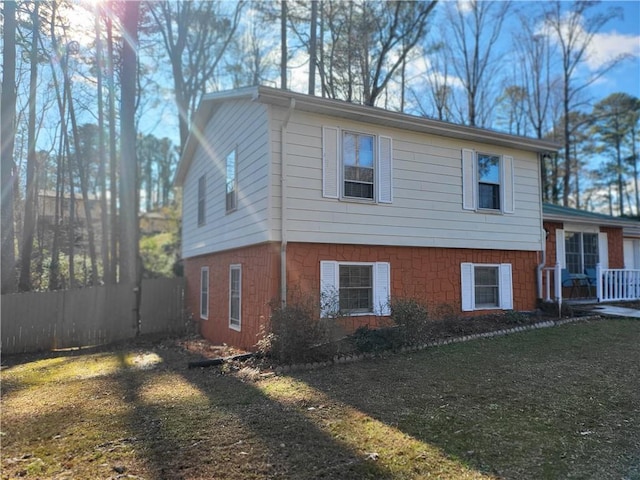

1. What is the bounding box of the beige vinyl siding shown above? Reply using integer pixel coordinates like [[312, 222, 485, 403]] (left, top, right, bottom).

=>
[[182, 100, 272, 258], [272, 108, 543, 251]]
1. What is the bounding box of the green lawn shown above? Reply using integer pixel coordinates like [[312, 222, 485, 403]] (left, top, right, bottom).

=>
[[2, 319, 639, 479]]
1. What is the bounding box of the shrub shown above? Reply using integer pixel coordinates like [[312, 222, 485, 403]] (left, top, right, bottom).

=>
[[350, 326, 403, 353], [268, 295, 337, 364], [390, 297, 430, 344]]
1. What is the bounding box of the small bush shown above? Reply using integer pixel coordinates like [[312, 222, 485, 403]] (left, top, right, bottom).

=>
[[268, 295, 337, 364], [391, 297, 430, 343], [350, 326, 403, 353]]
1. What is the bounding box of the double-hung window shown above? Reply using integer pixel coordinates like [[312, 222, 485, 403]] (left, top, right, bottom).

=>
[[197, 175, 206, 226], [200, 267, 209, 319], [229, 264, 241, 330], [343, 132, 375, 200], [320, 261, 391, 317], [462, 149, 514, 213], [322, 127, 393, 203], [477, 154, 501, 210], [226, 149, 237, 212], [461, 263, 513, 311]]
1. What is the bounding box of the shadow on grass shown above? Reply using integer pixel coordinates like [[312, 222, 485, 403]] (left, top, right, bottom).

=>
[[111, 345, 396, 479], [287, 320, 640, 479]]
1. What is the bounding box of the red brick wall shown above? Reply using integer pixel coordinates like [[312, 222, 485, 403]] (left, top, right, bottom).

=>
[[602, 227, 624, 268], [286, 243, 539, 320], [183, 243, 280, 351], [185, 242, 541, 350]]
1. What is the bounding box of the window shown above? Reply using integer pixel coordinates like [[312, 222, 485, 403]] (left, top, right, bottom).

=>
[[462, 149, 514, 213], [200, 267, 209, 319], [197, 175, 206, 226], [565, 232, 599, 274], [320, 261, 391, 317], [229, 264, 241, 330], [322, 127, 393, 203], [343, 132, 375, 200], [477, 154, 500, 210], [474, 266, 499, 308], [461, 263, 513, 311], [339, 265, 373, 313], [226, 149, 237, 212]]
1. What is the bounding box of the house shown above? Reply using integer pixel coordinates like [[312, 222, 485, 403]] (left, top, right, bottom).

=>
[[541, 203, 640, 303], [175, 86, 561, 350]]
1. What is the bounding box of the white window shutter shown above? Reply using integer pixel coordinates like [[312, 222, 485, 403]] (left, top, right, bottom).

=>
[[322, 127, 339, 199], [378, 136, 393, 204], [499, 263, 513, 310], [374, 262, 391, 315], [556, 229, 566, 268], [320, 261, 338, 317], [462, 149, 476, 210], [598, 232, 609, 268], [460, 263, 474, 311], [502, 155, 515, 214]]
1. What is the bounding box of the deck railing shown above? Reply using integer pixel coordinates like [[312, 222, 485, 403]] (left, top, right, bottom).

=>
[[596, 266, 640, 302], [540, 264, 640, 304]]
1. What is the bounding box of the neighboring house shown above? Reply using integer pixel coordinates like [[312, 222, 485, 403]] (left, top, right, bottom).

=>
[[175, 86, 560, 350], [541, 203, 640, 302]]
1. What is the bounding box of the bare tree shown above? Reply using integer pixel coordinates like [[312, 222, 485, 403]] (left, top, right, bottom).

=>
[[1, 0, 18, 293], [148, 0, 245, 153], [543, 1, 629, 207], [445, 0, 510, 127]]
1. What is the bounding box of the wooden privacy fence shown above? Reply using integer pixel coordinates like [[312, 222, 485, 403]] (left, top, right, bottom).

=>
[[1, 277, 185, 355]]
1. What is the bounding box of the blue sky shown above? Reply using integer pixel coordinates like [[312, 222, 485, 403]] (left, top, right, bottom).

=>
[[582, 0, 640, 100]]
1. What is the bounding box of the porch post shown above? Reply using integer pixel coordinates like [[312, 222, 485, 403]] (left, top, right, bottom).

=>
[[596, 263, 602, 302], [554, 262, 562, 307]]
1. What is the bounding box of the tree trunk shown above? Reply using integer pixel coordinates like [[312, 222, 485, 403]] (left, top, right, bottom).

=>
[[1, 0, 17, 294], [107, 10, 118, 283], [119, 0, 140, 287], [308, 0, 317, 95], [281, 0, 287, 89], [19, 2, 40, 292], [96, 6, 110, 282]]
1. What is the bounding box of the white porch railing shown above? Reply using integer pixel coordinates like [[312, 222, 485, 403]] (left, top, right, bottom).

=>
[[540, 263, 640, 304], [596, 265, 640, 302]]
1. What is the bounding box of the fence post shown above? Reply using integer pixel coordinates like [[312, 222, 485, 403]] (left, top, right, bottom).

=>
[[596, 263, 602, 302]]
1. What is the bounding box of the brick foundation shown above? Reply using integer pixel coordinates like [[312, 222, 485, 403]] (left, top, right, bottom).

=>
[[185, 242, 540, 350], [183, 243, 280, 351]]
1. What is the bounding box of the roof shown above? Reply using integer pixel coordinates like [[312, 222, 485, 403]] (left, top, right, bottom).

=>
[[175, 86, 562, 186], [543, 203, 640, 236]]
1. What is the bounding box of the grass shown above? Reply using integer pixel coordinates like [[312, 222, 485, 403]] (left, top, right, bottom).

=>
[[2, 319, 639, 479]]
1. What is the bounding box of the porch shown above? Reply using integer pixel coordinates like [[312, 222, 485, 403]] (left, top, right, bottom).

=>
[[540, 264, 640, 305]]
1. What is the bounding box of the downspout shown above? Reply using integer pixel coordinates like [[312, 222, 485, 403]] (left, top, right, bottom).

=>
[[281, 98, 296, 306], [536, 152, 548, 303]]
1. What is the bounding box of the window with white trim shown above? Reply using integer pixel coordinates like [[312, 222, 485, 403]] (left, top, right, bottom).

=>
[[343, 132, 375, 200], [461, 263, 513, 311], [320, 261, 391, 317], [555, 228, 608, 272], [197, 175, 206, 226], [229, 264, 241, 330], [226, 149, 237, 212], [565, 231, 599, 274], [462, 149, 514, 213], [200, 267, 209, 319], [477, 154, 500, 210], [322, 127, 393, 203]]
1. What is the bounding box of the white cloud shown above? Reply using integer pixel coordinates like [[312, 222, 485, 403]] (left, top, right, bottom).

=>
[[585, 30, 640, 70]]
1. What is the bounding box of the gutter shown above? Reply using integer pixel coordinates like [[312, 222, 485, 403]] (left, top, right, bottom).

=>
[[280, 98, 296, 306]]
